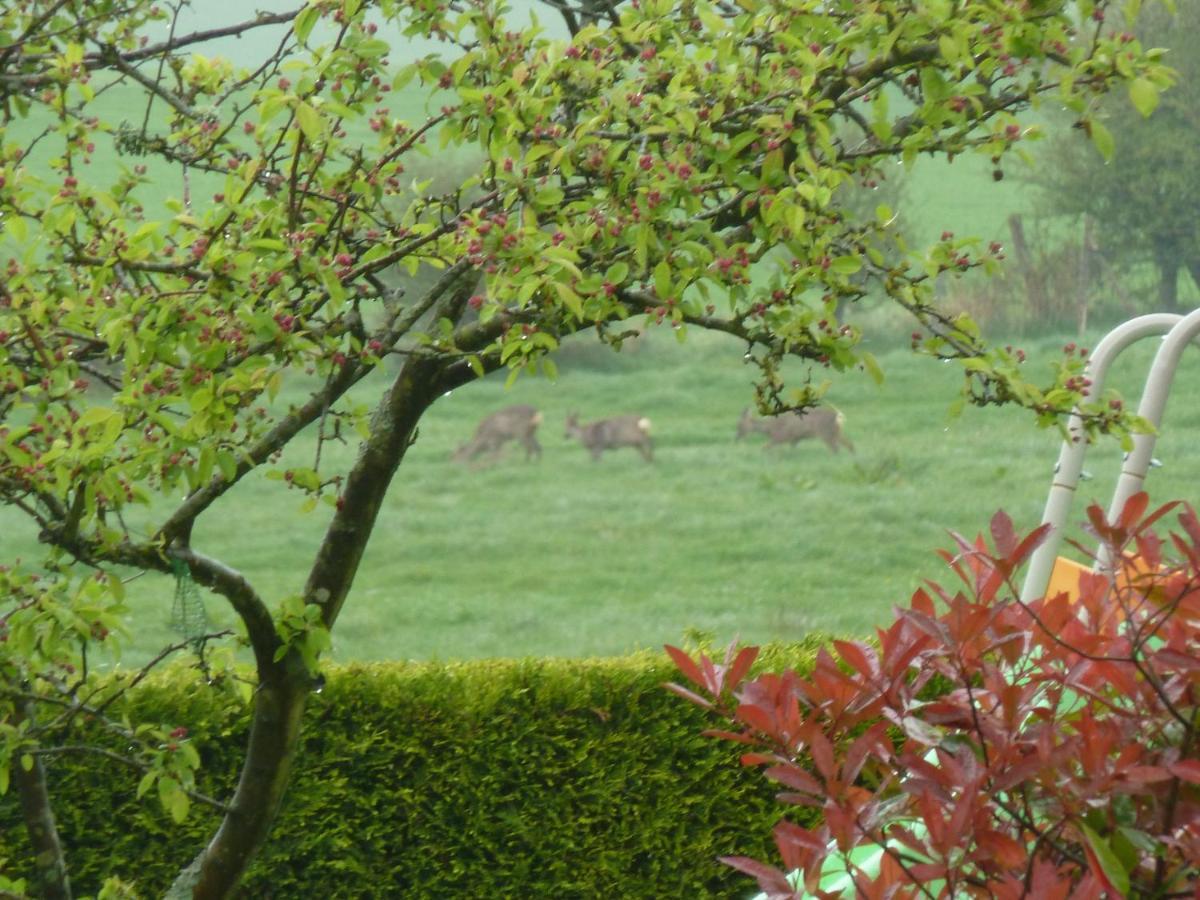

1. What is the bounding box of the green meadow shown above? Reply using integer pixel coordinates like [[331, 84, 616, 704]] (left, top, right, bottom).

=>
[[8, 322, 1200, 667]]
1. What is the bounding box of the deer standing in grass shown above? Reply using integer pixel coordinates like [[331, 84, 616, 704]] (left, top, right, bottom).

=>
[[736, 407, 854, 454], [564, 412, 654, 462], [453, 404, 543, 465]]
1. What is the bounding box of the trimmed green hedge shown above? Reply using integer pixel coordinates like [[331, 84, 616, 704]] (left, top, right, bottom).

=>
[[2, 641, 824, 898]]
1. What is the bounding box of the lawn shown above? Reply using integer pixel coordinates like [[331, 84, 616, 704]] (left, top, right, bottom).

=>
[[7, 321, 1200, 667]]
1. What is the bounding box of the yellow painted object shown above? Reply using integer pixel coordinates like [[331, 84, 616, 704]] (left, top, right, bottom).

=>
[[1046, 557, 1091, 601], [1046, 555, 1159, 605]]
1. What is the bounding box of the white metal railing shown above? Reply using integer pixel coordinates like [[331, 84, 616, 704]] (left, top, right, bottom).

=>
[[1020, 310, 1200, 601]]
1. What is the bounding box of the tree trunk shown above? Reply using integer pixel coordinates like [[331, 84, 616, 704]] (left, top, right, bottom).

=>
[[1077, 214, 1096, 336], [12, 703, 71, 900], [1007, 214, 1049, 319], [168, 659, 310, 900], [173, 355, 445, 899], [1157, 257, 1181, 313], [1186, 258, 1200, 301], [304, 356, 444, 630]]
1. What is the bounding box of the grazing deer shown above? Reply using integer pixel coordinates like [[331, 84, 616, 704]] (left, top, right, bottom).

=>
[[453, 404, 543, 465], [564, 412, 654, 462], [736, 407, 854, 454]]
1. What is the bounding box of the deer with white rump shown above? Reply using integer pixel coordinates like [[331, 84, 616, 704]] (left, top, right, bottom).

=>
[[736, 407, 854, 454], [453, 404, 543, 465], [564, 412, 654, 462]]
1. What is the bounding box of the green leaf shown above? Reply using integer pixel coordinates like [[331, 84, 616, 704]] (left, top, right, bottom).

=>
[[295, 101, 324, 142], [785, 204, 806, 235], [216, 451, 238, 483], [830, 256, 862, 275], [159, 777, 190, 823], [1089, 120, 1115, 162], [551, 281, 583, 318], [294, 5, 320, 44], [181, 742, 201, 769], [605, 262, 630, 285], [860, 351, 884, 386], [189, 386, 213, 414], [1116, 825, 1157, 856], [1081, 824, 1130, 896], [1128, 77, 1159, 117], [938, 33, 960, 66], [4, 215, 28, 243], [653, 260, 672, 300], [761, 148, 783, 182], [137, 771, 156, 799]]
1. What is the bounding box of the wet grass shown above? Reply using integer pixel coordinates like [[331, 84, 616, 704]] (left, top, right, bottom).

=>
[[10, 325, 1200, 666]]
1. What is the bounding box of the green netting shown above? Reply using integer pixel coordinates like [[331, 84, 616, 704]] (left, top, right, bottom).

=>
[[169, 558, 209, 643]]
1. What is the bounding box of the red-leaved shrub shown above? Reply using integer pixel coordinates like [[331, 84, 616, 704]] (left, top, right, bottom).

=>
[[669, 494, 1200, 898]]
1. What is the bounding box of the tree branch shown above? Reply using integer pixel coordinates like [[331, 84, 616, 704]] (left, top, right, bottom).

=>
[[33, 745, 231, 814], [10, 701, 71, 900], [156, 361, 369, 545], [87, 9, 305, 68], [168, 547, 279, 675]]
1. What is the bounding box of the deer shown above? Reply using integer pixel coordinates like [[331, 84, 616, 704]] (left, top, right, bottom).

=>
[[452, 404, 543, 465], [564, 412, 654, 462], [736, 406, 855, 454]]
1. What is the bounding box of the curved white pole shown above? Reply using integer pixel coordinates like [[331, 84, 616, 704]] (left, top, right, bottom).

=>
[[1101, 307, 1200, 544], [1020, 313, 1183, 601]]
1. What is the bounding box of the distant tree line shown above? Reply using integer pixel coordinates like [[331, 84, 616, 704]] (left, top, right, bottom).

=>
[[1027, 6, 1200, 317]]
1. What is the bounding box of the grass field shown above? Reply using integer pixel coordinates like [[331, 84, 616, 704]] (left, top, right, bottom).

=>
[[9, 322, 1200, 668]]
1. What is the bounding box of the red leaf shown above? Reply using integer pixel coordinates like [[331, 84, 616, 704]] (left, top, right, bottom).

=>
[[1117, 491, 1149, 531], [725, 645, 760, 691], [774, 818, 828, 869], [979, 558, 1011, 604], [1153, 648, 1200, 672], [700, 652, 721, 694], [897, 607, 951, 647], [990, 509, 1018, 557], [719, 856, 796, 896], [805, 725, 837, 780], [662, 682, 713, 709], [736, 701, 778, 737], [664, 645, 706, 690], [911, 587, 936, 616], [1010, 522, 1052, 568], [1177, 506, 1200, 552], [905, 862, 950, 883], [741, 752, 776, 767], [976, 829, 1027, 869], [842, 722, 892, 783], [1087, 502, 1116, 545], [1168, 760, 1200, 784], [764, 764, 823, 795], [1136, 498, 1180, 535], [833, 639, 875, 680], [1121, 765, 1173, 785], [1134, 531, 1163, 571]]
